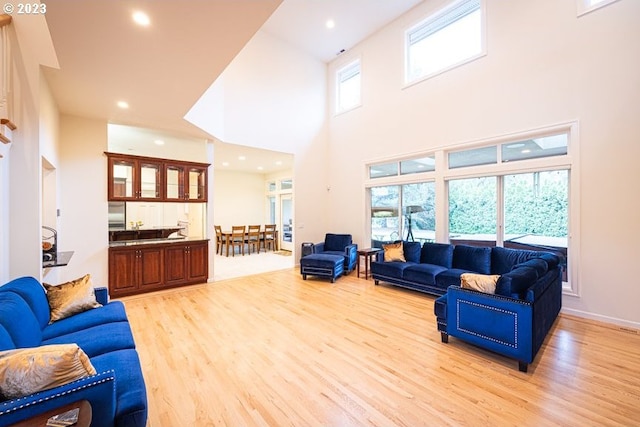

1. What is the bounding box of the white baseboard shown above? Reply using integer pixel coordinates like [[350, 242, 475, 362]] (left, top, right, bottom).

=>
[[561, 307, 640, 332]]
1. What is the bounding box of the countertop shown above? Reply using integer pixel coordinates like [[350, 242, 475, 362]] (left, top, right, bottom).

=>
[[109, 236, 208, 247]]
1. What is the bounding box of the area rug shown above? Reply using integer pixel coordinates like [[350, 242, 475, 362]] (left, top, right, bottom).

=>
[[274, 250, 292, 256]]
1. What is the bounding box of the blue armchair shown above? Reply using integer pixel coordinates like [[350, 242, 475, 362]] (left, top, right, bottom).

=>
[[302, 233, 358, 274]]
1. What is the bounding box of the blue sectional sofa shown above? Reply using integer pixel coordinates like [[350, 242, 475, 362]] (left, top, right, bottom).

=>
[[0, 276, 147, 427], [371, 241, 563, 371]]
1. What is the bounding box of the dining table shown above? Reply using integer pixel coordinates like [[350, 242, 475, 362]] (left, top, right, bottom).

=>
[[219, 229, 279, 256]]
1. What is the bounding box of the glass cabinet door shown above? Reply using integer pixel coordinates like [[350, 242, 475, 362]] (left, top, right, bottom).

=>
[[187, 167, 207, 201], [139, 161, 162, 199], [165, 164, 184, 200], [110, 158, 136, 199]]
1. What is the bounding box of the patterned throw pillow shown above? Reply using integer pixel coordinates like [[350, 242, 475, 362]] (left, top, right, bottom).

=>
[[0, 344, 96, 399], [460, 273, 501, 294], [383, 242, 406, 262], [44, 274, 102, 324]]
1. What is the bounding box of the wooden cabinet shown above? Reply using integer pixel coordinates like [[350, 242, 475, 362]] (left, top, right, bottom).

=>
[[106, 153, 208, 202], [108, 240, 209, 297], [165, 163, 208, 202], [108, 245, 164, 297], [107, 154, 162, 201], [165, 241, 208, 287]]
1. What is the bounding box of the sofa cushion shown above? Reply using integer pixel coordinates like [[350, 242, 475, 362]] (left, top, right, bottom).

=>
[[491, 247, 542, 275], [403, 264, 448, 286], [512, 258, 547, 278], [538, 252, 560, 270], [460, 273, 500, 294], [383, 242, 405, 262], [420, 243, 454, 268], [371, 261, 414, 278], [0, 344, 96, 399], [435, 268, 474, 289], [42, 301, 129, 341], [0, 277, 50, 329], [0, 325, 15, 351], [91, 349, 148, 427], [42, 321, 136, 358], [0, 292, 42, 348], [44, 274, 102, 324], [324, 234, 352, 252], [402, 241, 422, 263], [453, 245, 492, 274], [495, 266, 539, 297]]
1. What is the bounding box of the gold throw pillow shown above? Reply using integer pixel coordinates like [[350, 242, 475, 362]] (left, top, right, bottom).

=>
[[44, 274, 102, 324], [383, 242, 406, 262], [0, 344, 97, 399], [460, 273, 501, 294]]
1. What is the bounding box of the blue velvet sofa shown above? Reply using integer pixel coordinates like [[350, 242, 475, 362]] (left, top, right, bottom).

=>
[[0, 276, 147, 427], [371, 241, 563, 371]]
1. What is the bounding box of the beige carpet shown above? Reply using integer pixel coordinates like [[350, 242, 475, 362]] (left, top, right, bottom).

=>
[[213, 250, 295, 281]]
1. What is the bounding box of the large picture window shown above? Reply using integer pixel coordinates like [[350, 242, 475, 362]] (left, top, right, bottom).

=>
[[365, 122, 577, 294], [370, 182, 435, 246]]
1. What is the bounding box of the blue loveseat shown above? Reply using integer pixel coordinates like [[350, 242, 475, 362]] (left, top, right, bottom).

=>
[[371, 241, 563, 371], [0, 276, 147, 426]]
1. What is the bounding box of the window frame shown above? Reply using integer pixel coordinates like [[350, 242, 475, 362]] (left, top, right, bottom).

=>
[[364, 121, 580, 296], [404, 0, 486, 87], [335, 58, 362, 115], [577, 0, 622, 17]]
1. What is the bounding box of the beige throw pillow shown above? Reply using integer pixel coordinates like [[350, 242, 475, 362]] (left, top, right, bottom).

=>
[[460, 273, 501, 294], [383, 242, 406, 262], [44, 274, 102, 324], [0, 344, 97, 399]]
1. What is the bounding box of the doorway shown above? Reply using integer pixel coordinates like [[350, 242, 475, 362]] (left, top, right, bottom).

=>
[[280, 194, 293, 251]]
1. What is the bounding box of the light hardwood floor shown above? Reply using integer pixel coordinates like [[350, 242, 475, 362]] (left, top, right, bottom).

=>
[[120, 268, 640, 426]]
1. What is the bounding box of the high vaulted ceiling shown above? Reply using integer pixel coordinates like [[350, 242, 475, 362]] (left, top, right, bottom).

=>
[[40, 0, 423, 172]]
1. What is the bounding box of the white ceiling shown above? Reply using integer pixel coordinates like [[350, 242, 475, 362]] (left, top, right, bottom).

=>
[[41, 0, 423, 173]]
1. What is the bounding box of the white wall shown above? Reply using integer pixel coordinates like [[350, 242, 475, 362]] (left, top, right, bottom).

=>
[[213, 170, 268, 228], [58, 115, 109, 286], [188, 29, 330, 251], [322, 0, 640, 326]]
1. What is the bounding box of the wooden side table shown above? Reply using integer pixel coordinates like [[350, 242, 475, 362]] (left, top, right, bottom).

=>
[[357, 248, 381, 279], [9, 399, 92, 427]]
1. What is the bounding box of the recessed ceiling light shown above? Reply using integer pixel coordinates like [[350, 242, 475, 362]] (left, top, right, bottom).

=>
[[257, 166, 264, 171], [132, 11, 150, 27], [154, 139, 164, 146], [275, 161, 282, 166], [326, 19, 335, 29], [117, 101, 129, 109], [238, 156, 246, 161], [222, 162, 229, 167]]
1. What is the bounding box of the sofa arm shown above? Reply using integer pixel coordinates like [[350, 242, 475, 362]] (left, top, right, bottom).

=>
[[344, 244, 358, 271], [0, 370, 117, 427], [445, 286, 533, 365], [94, 287, 109, 306]]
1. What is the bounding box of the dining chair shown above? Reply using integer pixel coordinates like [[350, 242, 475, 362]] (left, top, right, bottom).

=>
[[214, 225, 224, 255], [246, 225, 261, 254], [262, 224, 277, 252], [230, 225, 246, 256]]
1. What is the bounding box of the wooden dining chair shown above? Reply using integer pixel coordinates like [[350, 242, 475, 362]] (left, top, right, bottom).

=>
[[262, 224, 277, 252], [246, 225, 261, 254], [214, 225, 224, 255], [230, 225, 246, 256]]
